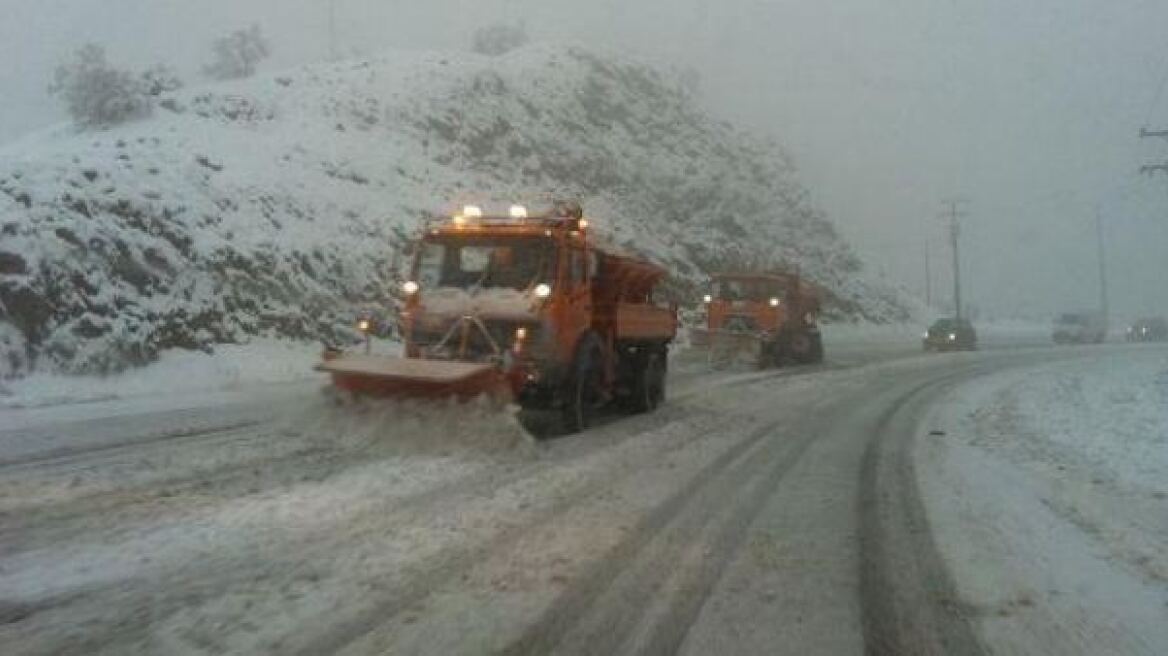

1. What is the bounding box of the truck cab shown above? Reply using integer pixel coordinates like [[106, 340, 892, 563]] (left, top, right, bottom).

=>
[[397, 202, 677, 430]]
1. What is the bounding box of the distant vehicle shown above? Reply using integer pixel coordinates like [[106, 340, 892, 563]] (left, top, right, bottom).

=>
[[691, 271, 823, 368], [922, 317, 977, 351], [1052, 311, 1107, 344], [1126, 316, 1168, 343]]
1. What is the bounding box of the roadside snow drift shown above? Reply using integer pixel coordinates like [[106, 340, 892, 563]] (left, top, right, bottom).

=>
[[0, 43, 907, 376], [920, 349, 1168, 655]]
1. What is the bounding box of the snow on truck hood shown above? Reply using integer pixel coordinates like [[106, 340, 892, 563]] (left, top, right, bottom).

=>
[[418, 288, 541, 321]]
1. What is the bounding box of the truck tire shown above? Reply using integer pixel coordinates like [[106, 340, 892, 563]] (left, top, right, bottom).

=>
[[758, 340, 780, 369], [807, 332, 824, 363], [775, 329, 807, 365], [629, 347, 666, 413], [562, 335, 603, 433]]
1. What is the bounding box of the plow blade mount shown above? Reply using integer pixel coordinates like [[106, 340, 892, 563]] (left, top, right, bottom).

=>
[[317, 354, 507, 401]]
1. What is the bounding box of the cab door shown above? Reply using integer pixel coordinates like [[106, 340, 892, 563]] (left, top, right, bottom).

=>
[[557, 245, 594, 361]]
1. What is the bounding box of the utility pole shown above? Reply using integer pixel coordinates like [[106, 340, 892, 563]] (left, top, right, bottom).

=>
[[941, 199, 968, 319], [1140, 127, 1168, 177], [1095, 207, 1109, 321], [924, 238, 932, 308], [328, 0, 338, 61]]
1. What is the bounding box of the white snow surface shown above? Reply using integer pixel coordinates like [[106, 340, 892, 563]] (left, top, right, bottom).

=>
[[0, 42, 907, 377], [0, 338, 324, 410], [919, 349, 1168, 655]]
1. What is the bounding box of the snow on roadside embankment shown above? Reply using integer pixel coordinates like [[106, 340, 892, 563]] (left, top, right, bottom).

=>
[[918, 349, 1168, 655], [0, 338, 323, 409], [0, 43, 908, 379]]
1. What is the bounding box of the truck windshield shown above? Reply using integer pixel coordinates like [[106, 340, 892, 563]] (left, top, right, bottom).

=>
[[718, 279, 781, 301], [417, 238, 553, 292]]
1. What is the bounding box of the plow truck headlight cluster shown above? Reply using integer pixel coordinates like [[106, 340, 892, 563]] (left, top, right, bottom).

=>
[[769, 297, 780, 307], [534, 283, 552, 299], [702, 294, 713, 304], [402, 280, 420, 295], [948, 333, 957, 341], [515, 326, 528, 341], [358, 319, 371, 333], [463, 205, 483, 218], [578, 218, 589, 230], [510, 204, 528, 219]]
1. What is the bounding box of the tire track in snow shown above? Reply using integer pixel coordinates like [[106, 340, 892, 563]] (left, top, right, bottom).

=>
[[494, 413, 822, 656], [858, 367, 991, 656]]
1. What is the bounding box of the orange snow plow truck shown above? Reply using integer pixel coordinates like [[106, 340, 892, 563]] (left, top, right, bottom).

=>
[[317, 202, 678, 431], [691, 271, 823, 368]]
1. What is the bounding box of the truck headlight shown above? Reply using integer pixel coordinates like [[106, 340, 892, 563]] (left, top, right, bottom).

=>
[[358, 319, 371, 333], [703, 294, 713, 304], [402, 280, 420, 295], [948, 333, 957, 341], [534, 283, 552, 298], [770, 297, 780, 307]]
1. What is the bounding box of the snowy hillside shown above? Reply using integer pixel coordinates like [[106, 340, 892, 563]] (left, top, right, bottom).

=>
[[0, 44, 908, 376]]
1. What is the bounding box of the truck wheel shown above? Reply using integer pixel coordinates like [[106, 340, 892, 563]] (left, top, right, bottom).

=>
[[757, 340, 778, 369], [562, 340, 603, 433], [775, 330, 810, 365], [807, 333, 824, 363], [630, 348, 666, 413]]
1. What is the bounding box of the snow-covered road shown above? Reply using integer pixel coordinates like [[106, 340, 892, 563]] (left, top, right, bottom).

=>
[[1, 342, 1161, 655]]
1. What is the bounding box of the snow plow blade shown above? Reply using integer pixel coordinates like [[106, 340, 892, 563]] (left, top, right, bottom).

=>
[[689, 329, 764, 369], [316, 354, 508, 401]]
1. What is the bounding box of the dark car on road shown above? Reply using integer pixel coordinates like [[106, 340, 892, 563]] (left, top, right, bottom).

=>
[[1126, 316, 1168, 343], [923, 317, 977, 351]]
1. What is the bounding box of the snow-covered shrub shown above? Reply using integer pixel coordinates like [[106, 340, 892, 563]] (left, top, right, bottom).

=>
[[203, 25, 270, 80], [471, 23, 529, 57], [139, 64, 184, 97], [50, 44, 151, 127]]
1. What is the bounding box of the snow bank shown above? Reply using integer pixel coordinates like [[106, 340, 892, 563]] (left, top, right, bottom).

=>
[[0, 42, 908, 377], [821, 321, 919, 345], [919, 349, 1168, 654], [957, 351, 1168, 494], [0, 338, 323, 408]]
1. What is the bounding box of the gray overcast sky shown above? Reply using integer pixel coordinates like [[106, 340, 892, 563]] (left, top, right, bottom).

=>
[[2, 0, 1167, 320]]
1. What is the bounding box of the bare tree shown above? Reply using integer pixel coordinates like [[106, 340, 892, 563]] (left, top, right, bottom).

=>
[[50, 44, 150, 127], [471, 23, 529, 57], [203, 24, 271, 80]]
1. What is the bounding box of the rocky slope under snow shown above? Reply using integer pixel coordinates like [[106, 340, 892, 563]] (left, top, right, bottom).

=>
[[0, 44, 908, 376]]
